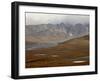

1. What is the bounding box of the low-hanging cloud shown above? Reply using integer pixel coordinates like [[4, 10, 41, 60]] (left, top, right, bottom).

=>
[[25, 12, 89, 25]]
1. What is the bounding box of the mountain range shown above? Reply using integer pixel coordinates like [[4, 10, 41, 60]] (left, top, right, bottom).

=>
[[25, 23, 89, 44]]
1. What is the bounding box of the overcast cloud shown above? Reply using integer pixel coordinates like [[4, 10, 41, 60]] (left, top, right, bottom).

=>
[[25, 12, 89, 25]]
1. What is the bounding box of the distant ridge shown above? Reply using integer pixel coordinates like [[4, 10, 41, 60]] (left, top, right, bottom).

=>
[[26, 23, 89, 44]]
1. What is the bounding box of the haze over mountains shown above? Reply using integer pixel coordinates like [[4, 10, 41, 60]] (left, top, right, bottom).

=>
[[26, 23, 89, 43], [26, 13, 89, 25]]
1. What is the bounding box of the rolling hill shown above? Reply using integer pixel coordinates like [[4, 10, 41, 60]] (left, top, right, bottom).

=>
[[25, 35, 89, 68]]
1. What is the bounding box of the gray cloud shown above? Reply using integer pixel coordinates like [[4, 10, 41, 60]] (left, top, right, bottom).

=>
[[25, 12, 89, 25]]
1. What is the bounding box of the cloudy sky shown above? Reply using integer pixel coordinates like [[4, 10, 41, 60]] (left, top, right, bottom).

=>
[[25, 12, 89, 25]]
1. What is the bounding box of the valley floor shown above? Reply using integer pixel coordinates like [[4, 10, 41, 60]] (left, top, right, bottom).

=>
[[25, 35, 89, 68]]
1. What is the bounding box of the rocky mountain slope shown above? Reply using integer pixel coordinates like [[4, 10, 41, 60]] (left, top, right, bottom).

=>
[[25, 23, 89, 44]]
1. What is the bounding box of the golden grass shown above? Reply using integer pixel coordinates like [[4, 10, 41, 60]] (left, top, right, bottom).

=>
[[25, 35, 89, 68]]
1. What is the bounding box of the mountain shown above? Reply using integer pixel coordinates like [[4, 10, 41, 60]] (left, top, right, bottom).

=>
[[25, 23, 89, 44]]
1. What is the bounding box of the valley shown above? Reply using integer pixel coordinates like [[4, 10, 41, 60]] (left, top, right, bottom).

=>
[[25, 35, 89, 68]]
